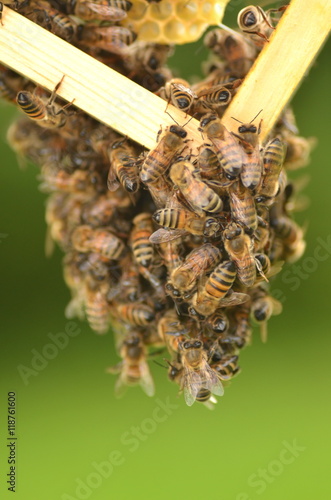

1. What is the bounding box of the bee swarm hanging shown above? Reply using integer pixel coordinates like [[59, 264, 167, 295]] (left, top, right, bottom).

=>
[[2, 0, 313, 408]]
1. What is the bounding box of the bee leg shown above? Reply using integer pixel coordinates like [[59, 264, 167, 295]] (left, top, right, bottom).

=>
[[48, 76, 76, 116], [156, 125, 163, 142], [0, 3, 3, 26], [47, 75, 67, 108], [267, 5, 288, 22], [164, 96, 172, 113], [243, 29, 271, 43], [56, 98, 76, 117]]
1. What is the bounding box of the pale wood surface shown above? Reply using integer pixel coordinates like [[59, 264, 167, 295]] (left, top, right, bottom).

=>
[[222, 0, 331, 139], [0, 0, 330, 150]]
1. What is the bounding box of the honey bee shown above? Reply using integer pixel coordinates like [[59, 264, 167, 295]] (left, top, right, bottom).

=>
[[114, 302, 155, 327], [23, 3, 79, 42], [79, 25, 137, 52], [130, 213, 154, 268], [166, 359, 218, 409], [116, 259, 140, 302], [157, 239, 183, 274], [211, 354, 240, 381], [250, 288, 283, 342], [193, 66, 242, 93], [39, 168, 96, 193], [192, 260, 249, 317], [178, 339, 224, 406], [126, 42, 172, 73], [107, 332, 155, 397], [169, 160, 223, 215], [151, 207, 220, 243], [253, 212, 271, 253], [255, 137, 286, 203], [84, 277, 110, 334], [140, 125, 188, 184], [158, 309, 189, 354], [283, 134, 316, 170], [71, 225, 125, 260], [159, 78, 197, 114], [270, 209, 306, 263], [232, 115, 263, 190], [237, 5, 275, 47], [170, 243, 221, 297], [223, 222, 256, 287], [231, 301, 252, 347], [63, 256, 86, 321], [46, 8, 78, 41], [78, 251, 113, 282], [81, 192, 129, 227], [45, 191, 69, 253], [16, 77, 72, 129], [195, 84, 232, 113], [108, 139, 139, 193], [197, 145, 222, 181], [228, 181, 257, 233], [204, 28, 257, 78], [45, 191, 87, 253], [54, 0, 132, 21], [254, 253, 283, 283], [0, 70, 20, 103], [146, 173, 173, 209], [205, 310, 229, 335], [199, 114, 243, 180], [214, 331, 243, 355]]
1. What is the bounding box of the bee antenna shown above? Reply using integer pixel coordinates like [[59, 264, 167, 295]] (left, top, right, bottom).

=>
[[250, 109, 263, 123], [218, 23, 246, 38], [231, 116, 243, 124], [153, 360, 168, 369], [182, 114, 195, 127], [165, 110, 180, 125]]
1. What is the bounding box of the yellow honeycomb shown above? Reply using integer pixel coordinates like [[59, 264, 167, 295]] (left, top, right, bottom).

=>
[[123, 0, 230, 44]]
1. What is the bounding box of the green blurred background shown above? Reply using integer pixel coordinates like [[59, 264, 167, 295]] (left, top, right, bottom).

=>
[[0, 2, 330, 499]]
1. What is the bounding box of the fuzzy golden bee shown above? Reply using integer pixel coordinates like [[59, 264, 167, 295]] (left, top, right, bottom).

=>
[[140, 125, 188, 184]]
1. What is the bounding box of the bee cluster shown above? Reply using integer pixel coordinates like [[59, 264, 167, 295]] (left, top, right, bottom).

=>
[[2, 1, 314, 407]]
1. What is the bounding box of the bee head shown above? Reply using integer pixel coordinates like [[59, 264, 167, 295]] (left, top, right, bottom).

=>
[[169, 125, 187, 138]]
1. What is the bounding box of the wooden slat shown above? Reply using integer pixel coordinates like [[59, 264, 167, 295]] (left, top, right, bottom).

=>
[[0, 0, 330, 150], [222, 0, 331, 139]]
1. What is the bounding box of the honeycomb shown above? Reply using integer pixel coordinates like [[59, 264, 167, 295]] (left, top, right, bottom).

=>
[[123, 0, 230, 44]]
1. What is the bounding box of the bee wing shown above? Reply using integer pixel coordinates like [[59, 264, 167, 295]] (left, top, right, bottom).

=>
[[255, 257, 269, 282], [267, 260, 284, 278], [171, 83, 197, 101], [182, 370, 202, 406], [147, 176, 173, 208], [270, 297, 283, 316], [65, 295, 85, 321], [113, 374, 129, 399], [86, 4, 128, 21], [107, 167, 120, 192], [44, 225, 55, 258], [219, 292, 250, 308], [204, 364, 224, 396], [139, 363, 155, 397], [150, 228, 187, 244], [196, 84, 225, 99], [106, 362, 122, 375]]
